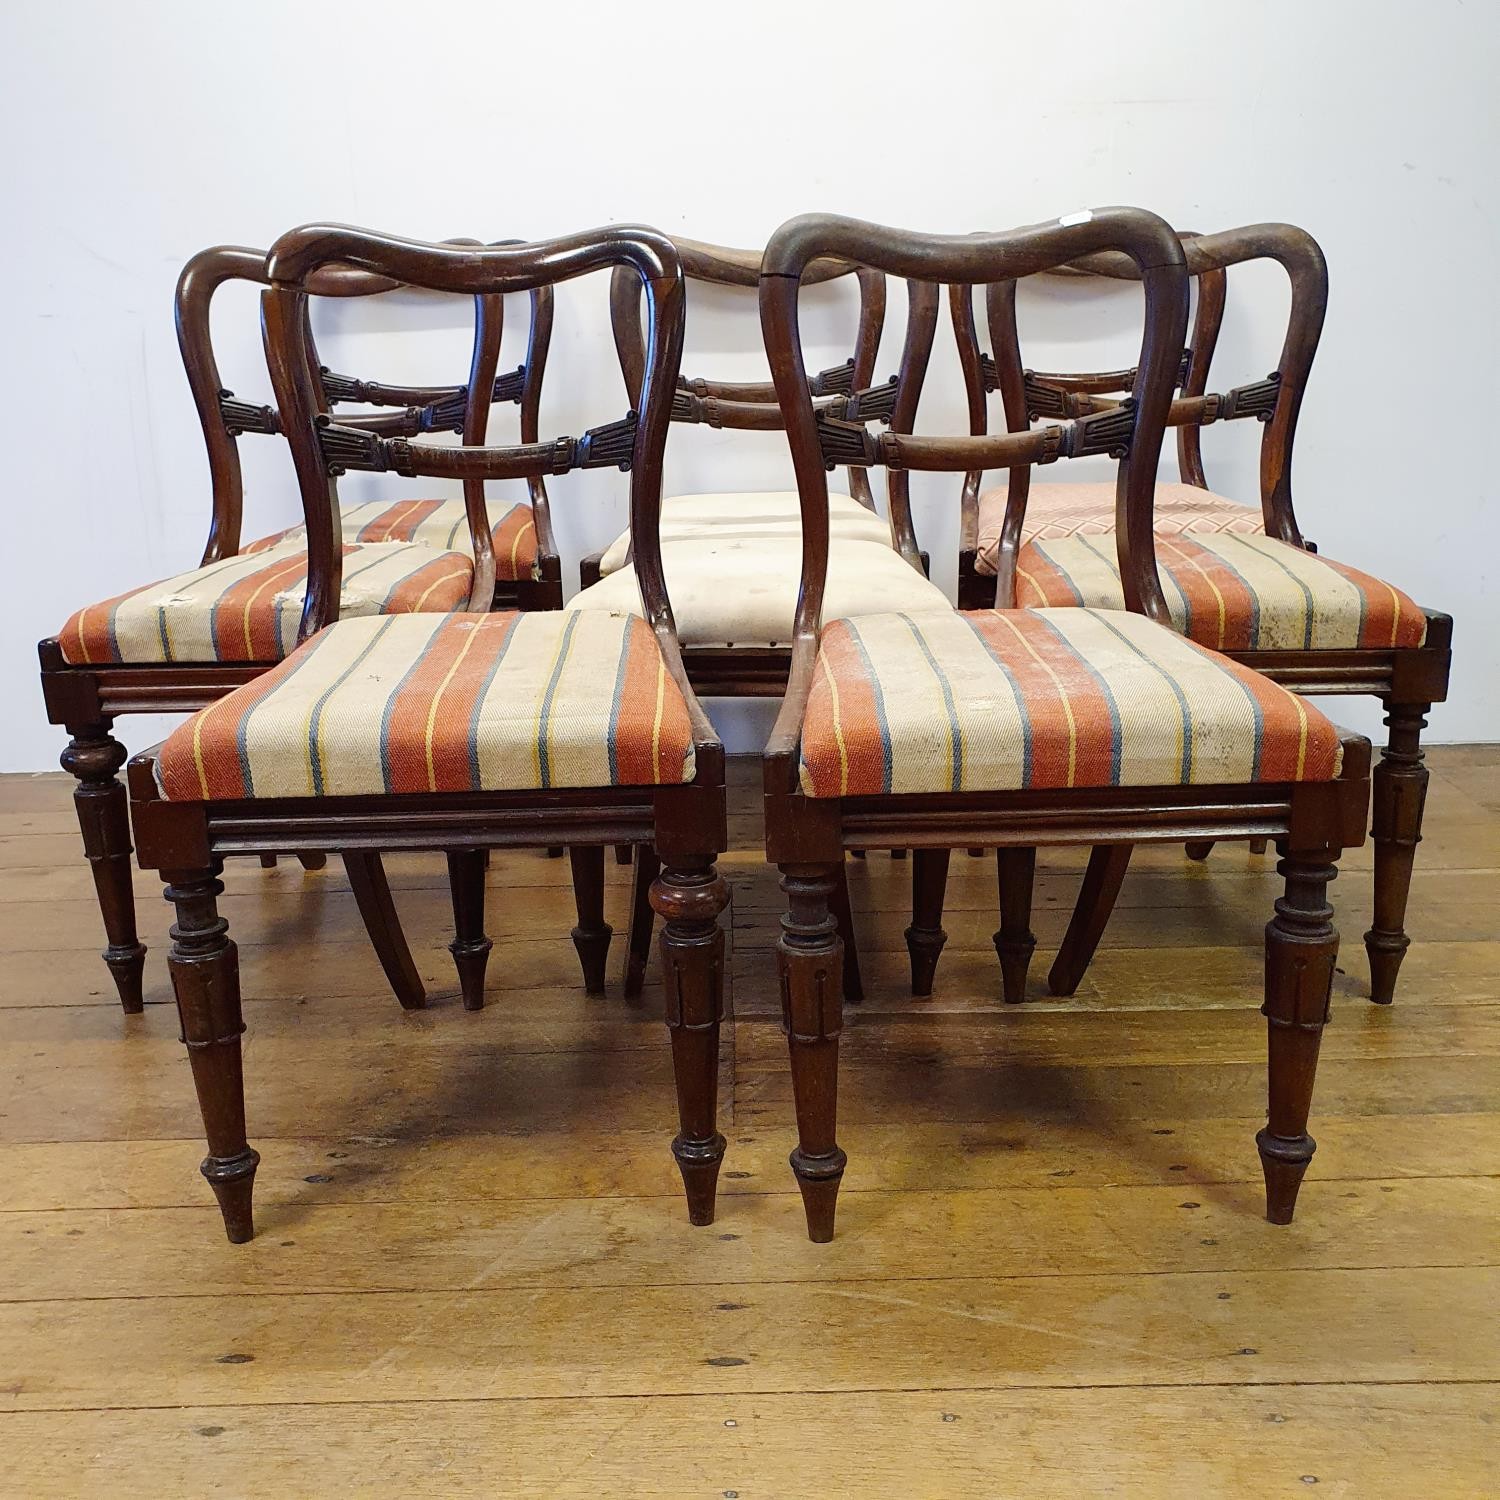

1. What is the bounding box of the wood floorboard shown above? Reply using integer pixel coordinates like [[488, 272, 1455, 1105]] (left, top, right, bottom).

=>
[[0, 750, 1495, 1494]]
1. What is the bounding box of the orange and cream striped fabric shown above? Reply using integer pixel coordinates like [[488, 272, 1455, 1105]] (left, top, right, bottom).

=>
[[155, 610, 696, 801], [798, 608, 1343, 799], [974, 481, 1262, 575], [247, 499, 538, 579], [58, 540, 472, 665], [1015, 532, 1427, 652]]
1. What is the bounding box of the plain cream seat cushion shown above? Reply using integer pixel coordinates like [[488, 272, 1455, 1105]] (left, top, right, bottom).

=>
[[566, 535, 951, 649], [596, 490, 893, 576]]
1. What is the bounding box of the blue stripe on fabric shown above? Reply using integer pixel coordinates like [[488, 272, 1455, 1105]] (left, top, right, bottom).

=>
[[1085, 611, 1195, 782], [1181, 538, 1263, 649], [233, 625, 338, 797], [842, 619, 894, 793], [536, 613, 583, 789], [465, 617, 523, 790], [376, 620, 445, 796], [604, 620, 633, 787], [304, 618, 400, 796], [1246, 540, 1318, 649], [957, 612, 1035, 787], [896, 614, 964, 792], [1030, 611, 1126, 786]]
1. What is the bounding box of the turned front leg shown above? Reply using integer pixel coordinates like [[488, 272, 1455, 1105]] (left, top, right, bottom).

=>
[[62, 721, 145, 1012], [652, 859, 729, 1225], [1259, 846, 1340, 1225], [164, 866, 258, 1243], [1365, 702, 1430, 1005], [778, 864, 847, 1243]]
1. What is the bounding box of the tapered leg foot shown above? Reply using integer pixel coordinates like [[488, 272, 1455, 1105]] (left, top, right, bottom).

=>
[[445, 850, 491, 1011], [1364, 702, 1430, 1005], [614, 845, 634, 867], [994, 847, 1037, 1004], [779, 863, 846, 1242], [1261, 846, 1340, 1224], [1049, 844, 1132, 997], [295, 852, 327, 872], [164, 865, 257, 1243], [653, 858, 730, 1226], [625, 844, 659, 1004], [62, 723, 145, 1013], [343, 852, 426, 1010], [259, 854, 278, 869], [569, 846, 612, 995], [905, 849, 950, 997], [1248, 838, 1269, 856], [1185, 841, 1215, 861]]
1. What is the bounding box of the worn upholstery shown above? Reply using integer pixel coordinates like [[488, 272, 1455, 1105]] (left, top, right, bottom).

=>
[[58, 540, 473, 665], [568, 535, 951, 650], [1015, 532, 1427, 652], [155, 610, 696, 800], [974, 481, 1261, 575], [248, 498, 538, 579], [798, 607, 1344, 799], [597, 490, 892, 576]]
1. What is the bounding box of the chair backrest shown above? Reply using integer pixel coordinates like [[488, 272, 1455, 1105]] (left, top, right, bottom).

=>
[[259, 222, 715, 751], [175, 243, 553, 570], [609, 236, 901, 542], [949, 223, 1327, 598]]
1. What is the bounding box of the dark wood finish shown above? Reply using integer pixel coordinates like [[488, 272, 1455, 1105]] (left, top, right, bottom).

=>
[[942, 223, 1452, 1005], [904, 848, 949, 996], [344, 851, 426, 1010], [624, 843, 659, 1004], [568, 847, 612, 996], [758, 210, 1370, 1240], [129, 224, 728, 1241], [1047, 843, 1132, 997], [993, 847, 1037, 1004], [445, 850, 492, 1011], [829, 858, 864, 1006]]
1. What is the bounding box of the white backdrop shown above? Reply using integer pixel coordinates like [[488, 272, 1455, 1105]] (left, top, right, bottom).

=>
[[3, 0, 1495, 769]]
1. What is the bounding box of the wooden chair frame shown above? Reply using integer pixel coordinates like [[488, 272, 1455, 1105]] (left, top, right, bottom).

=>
[[758, 209, 1371, 1242], [941, 225, 1451, 1005], [37, 243, 544, 1013], [127, 223, 729, 1243]]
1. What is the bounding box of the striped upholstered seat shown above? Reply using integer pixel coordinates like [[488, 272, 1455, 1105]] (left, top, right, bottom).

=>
[[1015, 532, 1427, 653], [155, 611, 696, 800], [247, 498, 538, 580], [57, 540, 472, 665], [974, 481, 1262, 575], [798, 608, 1343, 799]]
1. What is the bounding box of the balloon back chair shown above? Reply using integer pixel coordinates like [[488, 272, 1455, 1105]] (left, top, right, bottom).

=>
[[758, 209, 1371, 1242], [38, 243, 546, 1013], [126, 223, 730, 1243], [946, 225, 1451, 1005]]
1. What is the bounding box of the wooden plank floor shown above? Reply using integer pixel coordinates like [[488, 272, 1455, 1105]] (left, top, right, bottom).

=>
[[0, 748, 1496, 1497]]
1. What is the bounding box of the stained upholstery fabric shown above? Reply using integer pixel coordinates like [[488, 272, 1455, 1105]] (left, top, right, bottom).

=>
[[597, 490, 893, 576], [798, 607, 1343, 799], [568, 535, 951, 650], [155, 610, 696, 801], [58, 540, 473, 665], [1015, 532, 1427, 652], [248, 498, 538, 579], [974, 481, 1261, 575]]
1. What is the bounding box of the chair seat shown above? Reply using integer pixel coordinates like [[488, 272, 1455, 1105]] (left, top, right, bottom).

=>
[[57, 540, 473, 666], [247, 498, 538, 579], [155, 611, 696, 801], [597, 490, 892, 576], [568, 536, 951, 650], [1016, 532, 1427, 652], [975, 481, 1262, 574], [799, 607, 1344, 798]]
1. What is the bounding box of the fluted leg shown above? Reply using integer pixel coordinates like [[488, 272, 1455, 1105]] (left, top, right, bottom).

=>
[[1049, 844, 1132, 997], [830, 858, 864, 1005], [445, 850, 491, 1011], [904, 848, 950, 997], [61, 722, 145, 1012], [1365, 702, 1430, 1005], [652, 858, 729, 1225], [778, 863, 846, 1242], [624, 844, 659, 1004], [1259, 846, 1339, 1224], [993, 847, 1038, 1004], [569, 846, 612, 995], [164, 866, 257, 1243]]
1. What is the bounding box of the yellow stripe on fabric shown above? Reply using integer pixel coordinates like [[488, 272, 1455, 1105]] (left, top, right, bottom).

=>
[[533, 612, 581, 787], [822, 654, 851, 797], [651, 655, 666, 783], [1158, 537, 1229, 650], [423, 620, 486, 793], [992, 611, 1080, 788], [510, 518, 534, 574]]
